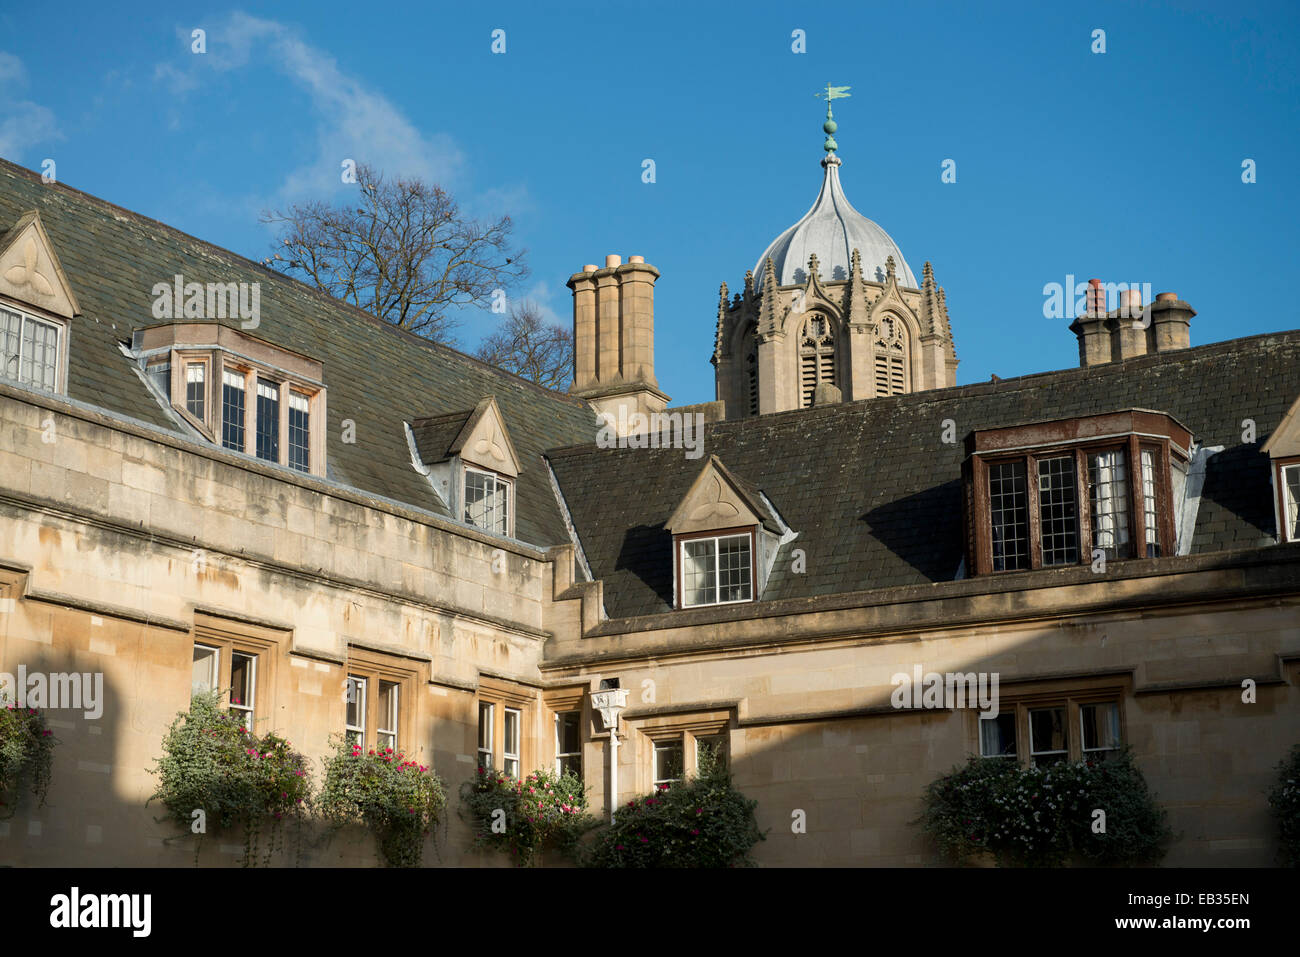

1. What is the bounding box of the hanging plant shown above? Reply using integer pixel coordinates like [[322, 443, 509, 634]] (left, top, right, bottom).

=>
[[317, 737, 446, 867], [916, 747, 1170, 867], [584, 748, 765, 868], [1267, 743, 1300, 866], [0, 704, 57, 818], [148, 690, 312, 866], [459, 766, 594, 865]]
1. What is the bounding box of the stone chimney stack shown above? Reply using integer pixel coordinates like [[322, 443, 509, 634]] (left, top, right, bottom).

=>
[[1070, 279, 1112, 366], [1149, 292, 1194, 353], [1069, 279, 1195, 368], [568, 254, 670, 433]]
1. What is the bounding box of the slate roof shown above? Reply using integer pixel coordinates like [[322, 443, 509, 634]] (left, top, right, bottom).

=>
[[548, 331, 1300, 619], [0, 159, 599, 547], [411, 409, 475, 465]]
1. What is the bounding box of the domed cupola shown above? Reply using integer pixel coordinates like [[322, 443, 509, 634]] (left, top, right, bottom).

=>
[[712, 85, 958, 421], [754, 91, 916, 290]]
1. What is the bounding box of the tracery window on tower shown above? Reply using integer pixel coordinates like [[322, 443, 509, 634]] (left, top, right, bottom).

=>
[[873, 315, 909, 396], [798, 314, 835, 409], [743, 326, 758, 417]]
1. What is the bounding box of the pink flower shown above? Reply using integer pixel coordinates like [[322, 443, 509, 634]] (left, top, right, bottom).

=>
[[691, 828, 699, 836]]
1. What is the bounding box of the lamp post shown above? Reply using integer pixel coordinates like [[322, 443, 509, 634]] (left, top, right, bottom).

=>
[[590, 687, 629, 823]]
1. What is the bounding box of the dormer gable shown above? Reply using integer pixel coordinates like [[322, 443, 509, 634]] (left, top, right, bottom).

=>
[[410, 396, 521, 537], [1262, 392, 1300, 543], [666, 456, 788, 609], [0, 210, 80, 319], [666, 455, 773, 535], [450, 396, 521, 478]]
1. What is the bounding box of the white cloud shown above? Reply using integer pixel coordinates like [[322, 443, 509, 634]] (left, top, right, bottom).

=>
[[0, 52, 61, 158], [519, 281, 566, 327], [152, 14, 462, 200]]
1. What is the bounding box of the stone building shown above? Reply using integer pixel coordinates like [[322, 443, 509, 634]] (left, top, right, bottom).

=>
[[0, 132, 1298, 866]]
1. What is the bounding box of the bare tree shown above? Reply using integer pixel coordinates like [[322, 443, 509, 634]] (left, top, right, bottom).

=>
[[474, 300, 574, 390], [260, 163, 526, 344]]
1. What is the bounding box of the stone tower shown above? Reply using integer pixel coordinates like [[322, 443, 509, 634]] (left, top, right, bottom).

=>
[[713, 102, 958, 418]]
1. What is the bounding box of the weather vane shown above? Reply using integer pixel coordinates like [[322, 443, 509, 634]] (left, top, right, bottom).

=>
[[815, 83, 851, 153]]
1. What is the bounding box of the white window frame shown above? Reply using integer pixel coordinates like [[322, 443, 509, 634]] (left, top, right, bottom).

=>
[[345, 675, 367, 747], [477, 701, 495, 771], [502, 707, 521, 778], [555, 711, 582, 777], [192, 643, 220, 696], [678, 532, 754, 608], [1281, 463, 1300, 544], [1027, 706, 1068, 766], [978, 712, 1018, 759], [376, 680, 399, 752], [0, 305, 66, 394], [463, 466, 513, 537], [652, 735, 685, 788], [1079, 701, 1122, 760], [228, 651, 257, 730]]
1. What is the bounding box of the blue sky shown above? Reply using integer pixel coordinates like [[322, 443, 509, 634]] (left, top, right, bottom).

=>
[[1, 0, 1297, 405]]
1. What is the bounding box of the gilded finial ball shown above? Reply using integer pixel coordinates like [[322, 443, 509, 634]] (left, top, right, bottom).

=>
[[823, 118, 837, 135]]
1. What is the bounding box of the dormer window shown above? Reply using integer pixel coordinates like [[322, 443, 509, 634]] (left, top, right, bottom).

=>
[[666, 455, 787, 609], [409, 396, 523, 539], [131, 323, 326, 476], [1262, 394, 1300, 544], [464, 465, 512, 536], [966, 410, 1191, 575], [1280, 465, 1300, 542], [185, 362, 206, 420], [0, 306, 65, 392], [0, 210, 80, 397], [679, 531, 754, 607], [221, 368, 246, 450]]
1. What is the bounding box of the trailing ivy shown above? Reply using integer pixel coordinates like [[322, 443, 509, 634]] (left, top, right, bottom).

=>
[[917, 747, 1171, 867], [0, 704, 57, 818], [459, 766, 594, 865], [148, 691, 312, 866], [1267, 743, 1300, 866], [584, 748, 765, 868], [317, 738, 446, 867]]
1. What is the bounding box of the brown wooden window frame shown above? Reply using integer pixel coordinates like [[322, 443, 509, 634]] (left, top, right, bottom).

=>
[[972, 686, 1127, 768], [968, 433, 1182, 576]]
